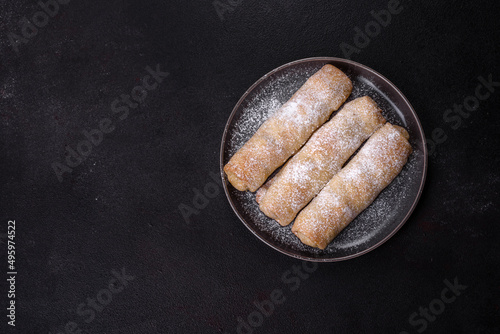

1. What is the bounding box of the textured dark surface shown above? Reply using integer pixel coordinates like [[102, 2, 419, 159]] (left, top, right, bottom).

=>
[[0, 0, 499, 333]]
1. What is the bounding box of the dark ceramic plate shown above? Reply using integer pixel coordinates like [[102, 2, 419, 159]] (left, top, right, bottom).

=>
[[220, 57, 427, 262]]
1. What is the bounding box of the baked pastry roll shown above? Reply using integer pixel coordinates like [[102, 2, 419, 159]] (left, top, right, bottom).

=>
[[292, 123, 412, 249], [224, 64, 353, 192], [257, 96, 386, 226]]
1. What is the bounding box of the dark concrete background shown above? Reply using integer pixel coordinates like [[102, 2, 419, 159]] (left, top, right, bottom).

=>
[[1, 0, 499, 333]]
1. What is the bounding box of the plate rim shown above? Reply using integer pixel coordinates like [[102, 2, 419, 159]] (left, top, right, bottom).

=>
[[219, 56, 428, 262]]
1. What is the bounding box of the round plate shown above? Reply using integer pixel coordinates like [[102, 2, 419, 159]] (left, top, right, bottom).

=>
[[220, 57, 427, 262]]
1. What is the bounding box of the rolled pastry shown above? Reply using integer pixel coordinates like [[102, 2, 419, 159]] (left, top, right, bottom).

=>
[[224, 64, 353, 192], [257, 96, 386, 226], [292, 123, 412, 249]]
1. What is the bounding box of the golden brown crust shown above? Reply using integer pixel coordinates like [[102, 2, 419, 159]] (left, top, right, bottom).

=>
[[224, 65, 352, 192], [257, 96, 386, 226], [292, 123, 412, 249]]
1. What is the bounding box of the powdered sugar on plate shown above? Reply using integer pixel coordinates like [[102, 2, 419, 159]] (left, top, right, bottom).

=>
[[221, 60, 426, 259]]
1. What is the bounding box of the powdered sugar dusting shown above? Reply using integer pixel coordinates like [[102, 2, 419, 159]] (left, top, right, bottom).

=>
[[332, 149, 419, 250], [227, 67, 318, 156], [225, 64, 353, 192], [258, 96, 386, 225], [292, 124, 412, 249], [222, 61, 426, 258]]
